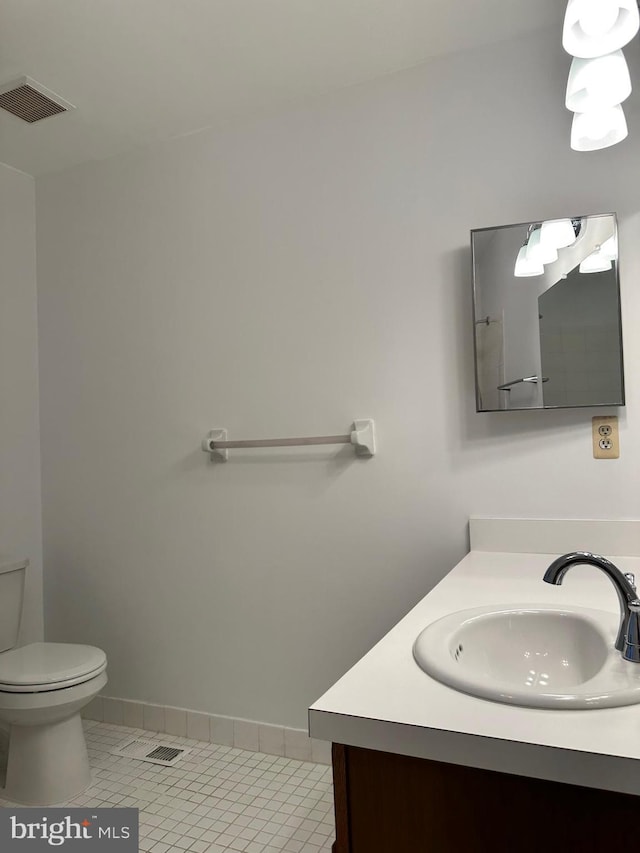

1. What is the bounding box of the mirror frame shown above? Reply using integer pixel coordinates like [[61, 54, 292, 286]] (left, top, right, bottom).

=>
[[470, 212, 625, 412]]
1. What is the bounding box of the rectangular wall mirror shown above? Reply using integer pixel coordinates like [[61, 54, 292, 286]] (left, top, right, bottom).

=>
[[471, 213, 624, 412]]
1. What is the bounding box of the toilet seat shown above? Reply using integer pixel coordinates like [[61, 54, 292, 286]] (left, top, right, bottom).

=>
[[0, 643, 107, 693]]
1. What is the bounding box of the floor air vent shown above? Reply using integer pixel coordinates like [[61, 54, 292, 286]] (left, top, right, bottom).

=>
[[111, 738, 190, 767], [0, 76, 75, 123]]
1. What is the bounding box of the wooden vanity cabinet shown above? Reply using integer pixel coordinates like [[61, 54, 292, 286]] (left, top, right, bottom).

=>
[[331, 743, 640, 853]]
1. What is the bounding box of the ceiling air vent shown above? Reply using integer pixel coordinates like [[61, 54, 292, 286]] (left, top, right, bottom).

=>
[[0, 76, 75, 123]]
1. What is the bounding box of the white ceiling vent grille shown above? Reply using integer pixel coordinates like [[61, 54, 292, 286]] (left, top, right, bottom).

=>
[[0, 77, 75, 123], [111, 737, 191, 767]]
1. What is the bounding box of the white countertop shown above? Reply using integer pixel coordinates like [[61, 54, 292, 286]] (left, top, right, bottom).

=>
[[309, 546, 640, 795]]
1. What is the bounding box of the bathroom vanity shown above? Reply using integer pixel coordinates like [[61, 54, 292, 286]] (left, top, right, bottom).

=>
[[309, 519, 640, 853]]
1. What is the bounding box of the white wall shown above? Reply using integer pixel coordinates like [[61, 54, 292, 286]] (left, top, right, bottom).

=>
[[36, 28, 640, 729], [0, 163, 43, 644]]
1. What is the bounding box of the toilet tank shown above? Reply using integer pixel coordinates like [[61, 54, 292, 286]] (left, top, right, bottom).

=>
[[0, 559, 27, 652]]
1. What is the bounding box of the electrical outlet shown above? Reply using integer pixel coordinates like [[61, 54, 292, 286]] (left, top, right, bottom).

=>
[[593, 416, 619, 459]]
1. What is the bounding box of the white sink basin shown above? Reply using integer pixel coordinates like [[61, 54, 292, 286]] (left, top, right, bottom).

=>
[[413, 605, 640, 709]]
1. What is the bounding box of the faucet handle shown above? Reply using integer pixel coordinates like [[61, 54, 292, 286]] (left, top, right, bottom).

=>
[[625, 572, 636, 590]]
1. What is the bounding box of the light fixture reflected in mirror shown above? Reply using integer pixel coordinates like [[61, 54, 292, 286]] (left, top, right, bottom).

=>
[[526, 227, 559, 265], [570, 103, 628, 150], [580, 246, 613, 272], [601, 234, 618, 259], [514, 244, 544, 277], [540, 218, 578, 249], [514, 219, 581, 275]]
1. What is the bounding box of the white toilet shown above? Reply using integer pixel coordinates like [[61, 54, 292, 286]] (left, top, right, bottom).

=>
[[0, 557, 107, 805]]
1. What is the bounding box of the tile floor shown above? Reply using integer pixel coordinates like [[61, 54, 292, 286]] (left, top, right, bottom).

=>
[[0, 721, 335, 853]]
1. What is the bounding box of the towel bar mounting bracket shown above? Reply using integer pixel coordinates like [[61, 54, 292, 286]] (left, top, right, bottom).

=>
[[201, 420, 376, 462]]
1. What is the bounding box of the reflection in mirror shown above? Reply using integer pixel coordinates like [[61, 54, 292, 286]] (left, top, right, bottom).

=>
[[471, 213, 624, 412]]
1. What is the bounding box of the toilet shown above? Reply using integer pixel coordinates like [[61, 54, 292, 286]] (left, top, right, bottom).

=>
[[0, 557, 107, 805]]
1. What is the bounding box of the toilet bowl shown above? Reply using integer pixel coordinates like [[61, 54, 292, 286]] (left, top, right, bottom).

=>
[[0, 559, 108, 805]]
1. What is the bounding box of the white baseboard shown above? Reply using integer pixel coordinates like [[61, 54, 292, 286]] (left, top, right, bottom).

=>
[[82, 695, 331, 765]]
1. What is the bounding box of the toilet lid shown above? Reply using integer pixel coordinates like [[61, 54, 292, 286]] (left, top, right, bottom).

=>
[[0, 643, 106, 690]]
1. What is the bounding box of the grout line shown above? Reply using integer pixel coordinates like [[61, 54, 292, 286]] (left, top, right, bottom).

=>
[[2, 719, 336, 853]]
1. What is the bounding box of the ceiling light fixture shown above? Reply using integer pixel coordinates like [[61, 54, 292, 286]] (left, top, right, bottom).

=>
[[570, 103, 628, 149], [563, 0, 639, 58], [566, 50, 632, 110], [562, 0, 638, 151]]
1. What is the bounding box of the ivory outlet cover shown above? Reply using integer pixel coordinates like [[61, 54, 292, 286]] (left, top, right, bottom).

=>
[[592, 416, 619, 459]]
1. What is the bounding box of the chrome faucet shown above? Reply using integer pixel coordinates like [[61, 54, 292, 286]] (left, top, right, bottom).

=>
[[543, 551, 640, 663]]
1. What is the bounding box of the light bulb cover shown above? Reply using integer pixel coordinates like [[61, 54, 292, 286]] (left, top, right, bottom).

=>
[[566, 51, 632, 111], [580, 1, 620, 36], [514, 245, 544, 277], [580, 248, 613, 272], [526, 228, 559, 265], [540, 219, 577, 249], [570, 104, 628, 150], [563, 0, 639, 58], [601, 234, 618, 260]]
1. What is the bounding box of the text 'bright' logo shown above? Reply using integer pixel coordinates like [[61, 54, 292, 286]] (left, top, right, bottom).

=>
[[10, 815, 132, 847]]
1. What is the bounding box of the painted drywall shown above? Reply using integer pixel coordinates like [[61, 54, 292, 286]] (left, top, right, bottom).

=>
[[36, 28, 640, 729], [0, 163, 43, 644]]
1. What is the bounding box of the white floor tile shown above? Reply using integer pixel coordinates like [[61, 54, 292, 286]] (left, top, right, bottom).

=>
[[0, 720, 334, 853]]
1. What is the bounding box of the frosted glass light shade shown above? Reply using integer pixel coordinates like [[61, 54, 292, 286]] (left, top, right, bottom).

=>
[[540, 219, 577, 249], [514, 245, 544, 277], [580, 248, 613, 272], [525, 228, 559, 265], [563, 0, 639, 58], [601, 234, 618, 260], [566, 51, 632, 111], [570, 104, 628, 150]]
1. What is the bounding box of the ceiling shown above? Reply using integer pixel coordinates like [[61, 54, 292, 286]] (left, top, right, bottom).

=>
[[0, 1, 561, 176]]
